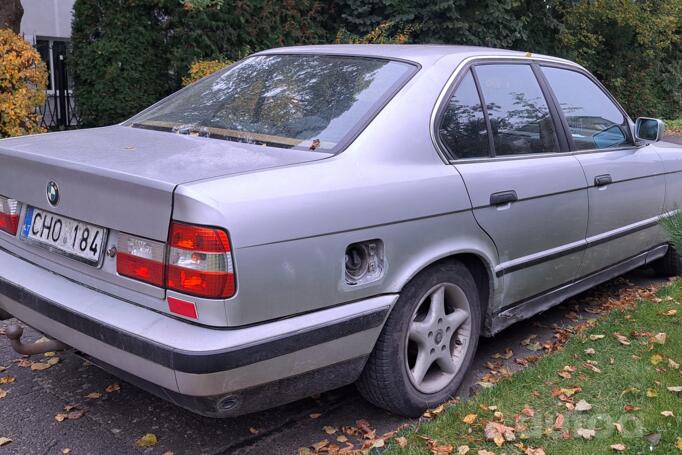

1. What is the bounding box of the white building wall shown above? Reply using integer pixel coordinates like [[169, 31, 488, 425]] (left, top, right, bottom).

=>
[[20, 0, 75, 43]]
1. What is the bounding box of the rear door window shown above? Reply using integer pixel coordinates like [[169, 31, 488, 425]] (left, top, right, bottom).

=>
[[542, 67, 631, 151], [438, 70, 489, 159], [475, 64, 560, 156]]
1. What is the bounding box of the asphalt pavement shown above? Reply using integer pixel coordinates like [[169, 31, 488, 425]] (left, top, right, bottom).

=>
[[0, 266, 665, 455]]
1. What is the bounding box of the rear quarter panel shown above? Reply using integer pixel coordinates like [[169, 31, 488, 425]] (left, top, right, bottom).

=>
[[173, 57, 500, 325]]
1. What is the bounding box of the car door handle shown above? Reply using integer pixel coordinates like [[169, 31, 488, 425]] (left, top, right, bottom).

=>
[[594, 174, 612, 187], [490, 190, 518, 206]]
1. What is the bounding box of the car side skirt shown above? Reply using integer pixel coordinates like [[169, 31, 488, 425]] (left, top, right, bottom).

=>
[[487, 244, 668, 335]]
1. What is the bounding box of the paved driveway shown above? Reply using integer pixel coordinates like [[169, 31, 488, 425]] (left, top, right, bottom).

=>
[[0, 267, 663, 455]]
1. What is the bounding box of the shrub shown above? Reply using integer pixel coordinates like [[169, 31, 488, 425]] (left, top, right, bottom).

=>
[[557, 0, 682, 118], [70, 0, 172, 127], [0, 28, 48, 138], [336, 21, 413, 44], [181, 59, 232, 86]]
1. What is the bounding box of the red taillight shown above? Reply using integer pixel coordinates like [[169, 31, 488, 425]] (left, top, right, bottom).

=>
[[0, 196, 21, 235], [116, 233, 165, 287], [167, 222, 235, 299], [115, 222, 236, 304]]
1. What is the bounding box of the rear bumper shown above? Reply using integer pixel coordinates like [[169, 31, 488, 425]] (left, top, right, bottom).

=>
[[0, 247, 395, 416]]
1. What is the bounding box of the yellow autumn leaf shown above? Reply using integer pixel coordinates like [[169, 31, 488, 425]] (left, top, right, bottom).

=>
[[647, 388, 658, 397], [463, 414, 477, 424], [135, 433, 158, 448], [651, 354, 664, 365]]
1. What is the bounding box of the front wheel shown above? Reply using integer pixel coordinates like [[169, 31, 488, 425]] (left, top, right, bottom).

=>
[[356, 260, 481, 416], [653, 245, 682, 277]]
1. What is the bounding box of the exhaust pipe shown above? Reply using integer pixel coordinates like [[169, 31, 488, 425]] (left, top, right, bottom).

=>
[[4, 325, 68, 356]]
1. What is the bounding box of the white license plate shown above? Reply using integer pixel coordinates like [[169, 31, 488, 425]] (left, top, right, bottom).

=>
[[21, 207, 107, 264]]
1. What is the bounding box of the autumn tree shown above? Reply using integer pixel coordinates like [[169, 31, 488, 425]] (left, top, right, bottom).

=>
[[0, 0, 23, 33]]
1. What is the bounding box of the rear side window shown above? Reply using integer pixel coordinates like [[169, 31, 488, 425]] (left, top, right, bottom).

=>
[[438, 70, 489, 159], [476, 64, 559, 156], [542, 67, 631, 151]]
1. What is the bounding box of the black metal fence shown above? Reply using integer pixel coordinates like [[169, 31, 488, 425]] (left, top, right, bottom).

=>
[[35, 40, 80, 130]]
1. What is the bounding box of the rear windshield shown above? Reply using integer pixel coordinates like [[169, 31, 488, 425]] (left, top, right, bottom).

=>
[[126, 54, 416, 153]]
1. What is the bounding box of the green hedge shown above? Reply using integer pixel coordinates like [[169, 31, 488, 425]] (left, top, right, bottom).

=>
[[71, 0, 682, 127]]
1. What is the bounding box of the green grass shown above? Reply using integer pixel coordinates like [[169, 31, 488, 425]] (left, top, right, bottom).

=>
[[385, 282, 682, 454]]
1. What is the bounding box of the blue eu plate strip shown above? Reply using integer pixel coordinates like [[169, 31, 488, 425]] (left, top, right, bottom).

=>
[[21, 206, 33, 238]]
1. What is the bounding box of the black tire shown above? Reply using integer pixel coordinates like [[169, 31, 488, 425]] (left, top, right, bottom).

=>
[[356, 260, 481, 417], [653, 245, 682, 277]]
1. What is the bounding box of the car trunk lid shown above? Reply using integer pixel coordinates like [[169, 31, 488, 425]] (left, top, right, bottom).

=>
[[0, 125, 329, 240]]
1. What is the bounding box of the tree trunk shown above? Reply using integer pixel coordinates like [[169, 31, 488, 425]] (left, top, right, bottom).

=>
[[0, 0, 24, 33]]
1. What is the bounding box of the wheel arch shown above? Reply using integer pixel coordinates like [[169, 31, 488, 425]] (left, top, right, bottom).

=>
[[390, 246, 498, 335]]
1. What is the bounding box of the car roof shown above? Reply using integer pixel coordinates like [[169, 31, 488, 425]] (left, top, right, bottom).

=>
[[255, 44, 577, 68]]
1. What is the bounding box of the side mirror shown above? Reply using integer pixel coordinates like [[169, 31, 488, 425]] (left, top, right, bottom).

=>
[[635, 117, 665, 143]]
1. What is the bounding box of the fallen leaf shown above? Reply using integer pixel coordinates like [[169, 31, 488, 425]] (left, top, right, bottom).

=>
[[105, 383, 120, 393], [589, 334, 606, 341], [249, 427, 259, 435], [575, 400, 592, 412], [54, 414, 67, 422], [613, 422, 622, 433], [66, 409, 85, 420], [462, 414, 477, 424], [485, 421, 516, 446], [86, 392, 102, 399], [576, 428, 596, 440], [521, 405, 535, 417], [662, 411, 674, 417], [0, 376, 15, 384], [47, 357, 60, 366], [676, 437, 682, 450], [135, 434, 158, 448], [613, 332, 631, 345], [653, 333, 667, 344], [610, 443, 626, 451], [323, 426, 337, 435], [651, 354, 664, 365], [298, 448, 312, 455], [624, 405, 640, 412], [457, 446, 470, 454], [61, 449, 71, 454], [309, 413, 322, 419], [584, 348, 596, 355], [663, 309, 678, 316], [372, 439, 385, 448], [30, 362, 51, 371], [647, 388, 658, 398], [526, 342, 543, 352], [620, 387, 640, 397], [396, 436, 408, 448], [493, 348, 514, 360], [0, 389, 7, 399], [669, 359, 680, 369], [0, 437, 11, 447], [667, 386, 682, 393], [312, 439, 329, 451], [478, 451, 496, 455], [554, 414, 565, 429]]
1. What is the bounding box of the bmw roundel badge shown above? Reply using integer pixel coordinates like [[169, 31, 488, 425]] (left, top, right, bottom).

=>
[[46, 181, 59, 206]]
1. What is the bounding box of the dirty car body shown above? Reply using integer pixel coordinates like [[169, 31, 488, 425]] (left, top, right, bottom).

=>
[[0, 45, 679, 417]]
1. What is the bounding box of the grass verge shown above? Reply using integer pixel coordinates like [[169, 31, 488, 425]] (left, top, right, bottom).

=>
[[385, 280, 682, 454]]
